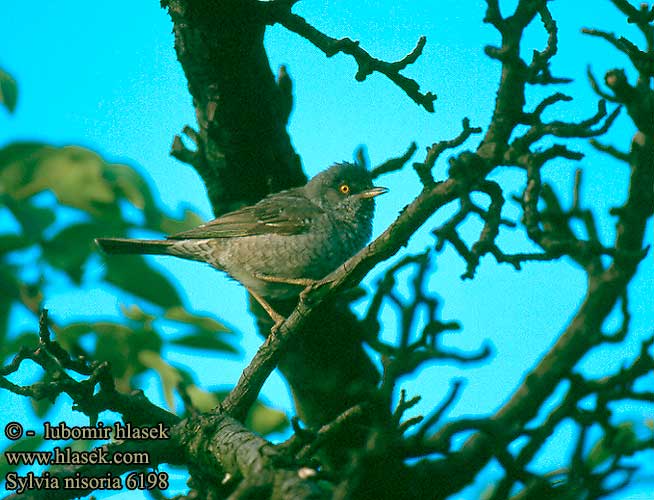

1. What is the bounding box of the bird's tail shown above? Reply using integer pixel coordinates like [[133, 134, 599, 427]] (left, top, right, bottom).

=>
[[95, 238, 173, 256]]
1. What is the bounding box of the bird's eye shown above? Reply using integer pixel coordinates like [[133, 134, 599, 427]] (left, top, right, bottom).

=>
[[339, 184, 350, 195]]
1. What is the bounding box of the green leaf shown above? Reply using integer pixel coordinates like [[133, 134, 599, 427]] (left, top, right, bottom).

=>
[[185, 385, 220, 412], [214, 390, 289, 436], [587, 422, 638, 470], [30, 371, 60, 418], [55, 322, 96, 355], [121, 303, 156, 324], [0, 142, 49, 198], [0, 142, 46, 172], [0, 295, 11, 346], [104, 255, 182, 308], [0, 68, 18, 113], [3, 197, 55, 239], [31, 395, 54, 418], [171, 332, 237, 354], [138, 350, 182, 411], [0, 264, 20, 301], [103, 162, 153, 211], [1, 332, 38, 359], [245, 399, 289, 436], [165, 306, 235, 353], [92, 322, 134, 379], [0, 234, 32, 255], [101, 165, 204, 234], [158, 209, 205, 235], [165, 306, 229, 333], [28, 146, 116, 212], [0, 436, 44, 478], [0, 145, 115, 213], [90, 321, 162, 392], [93, 321, 163, 362], [42, 222, 102, 283]]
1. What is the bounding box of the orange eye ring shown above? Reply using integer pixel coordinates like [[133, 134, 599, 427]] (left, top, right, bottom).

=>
[[339, 184, 350, 194]]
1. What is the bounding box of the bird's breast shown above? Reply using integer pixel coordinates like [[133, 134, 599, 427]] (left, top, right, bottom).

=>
[[205, 216, 370, 300]]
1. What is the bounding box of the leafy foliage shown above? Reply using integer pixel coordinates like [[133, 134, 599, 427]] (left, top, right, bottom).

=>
[[0, 135, 284, 437], [0, 67, 17, 113]]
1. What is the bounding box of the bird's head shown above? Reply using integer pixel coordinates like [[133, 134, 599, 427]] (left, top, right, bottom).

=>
[[305, 162, 388, 225]]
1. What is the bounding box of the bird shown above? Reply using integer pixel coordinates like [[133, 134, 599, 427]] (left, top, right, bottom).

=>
[[96, 162, 388, 326]]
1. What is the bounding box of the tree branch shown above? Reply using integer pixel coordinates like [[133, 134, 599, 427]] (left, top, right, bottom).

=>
[[266, 2, 437, 111]]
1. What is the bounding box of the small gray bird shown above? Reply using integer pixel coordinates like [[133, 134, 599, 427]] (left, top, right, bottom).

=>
[[96, 162, 387, 323]]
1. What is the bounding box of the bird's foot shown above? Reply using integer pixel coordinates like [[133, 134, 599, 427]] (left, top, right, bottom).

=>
[[270, 318, 285, 335], [298, 277, 335, 303], [247, 288, 287, 334]]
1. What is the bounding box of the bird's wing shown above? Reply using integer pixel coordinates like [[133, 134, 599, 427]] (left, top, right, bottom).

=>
[[168, 190, 324, 239]]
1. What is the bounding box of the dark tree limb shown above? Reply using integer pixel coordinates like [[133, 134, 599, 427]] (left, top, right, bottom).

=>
[[4, 439, 177, 500], [163, 0, 306, 214], [0, 310, 178, 428], [172, 413, 327, 500], [1, 312, 335, 500], [265, 2, 437, 111]]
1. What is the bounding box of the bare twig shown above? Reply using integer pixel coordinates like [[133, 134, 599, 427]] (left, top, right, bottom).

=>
[[372, 142, 418, 178], [267, 3, 436, 111], [414, 118, 482, 186]]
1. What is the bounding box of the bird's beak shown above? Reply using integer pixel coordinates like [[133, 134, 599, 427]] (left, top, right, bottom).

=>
[[357, 186, 389, 199]]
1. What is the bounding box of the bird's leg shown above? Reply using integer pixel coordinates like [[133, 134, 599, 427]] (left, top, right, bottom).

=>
[[253, 272, 317, 287], [254, 272, 335, 291], [247, 288, 286, 332], [254, 272, 335, 304]]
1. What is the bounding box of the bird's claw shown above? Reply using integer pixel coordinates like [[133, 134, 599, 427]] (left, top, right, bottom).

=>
[[270, 317, 285, 335], [247, 288, 287, 334], [299, 277, 334, 303]]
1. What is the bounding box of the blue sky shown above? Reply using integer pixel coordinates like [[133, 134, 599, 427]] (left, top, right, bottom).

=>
[[1, 1, 652, 498]]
